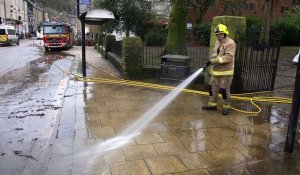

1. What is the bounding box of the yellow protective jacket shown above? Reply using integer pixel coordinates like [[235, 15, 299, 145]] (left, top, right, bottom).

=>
[[210, 37, 236, 76]]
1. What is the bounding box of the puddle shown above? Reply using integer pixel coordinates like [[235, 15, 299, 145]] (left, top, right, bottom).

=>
[[0, 49, 74, 157]]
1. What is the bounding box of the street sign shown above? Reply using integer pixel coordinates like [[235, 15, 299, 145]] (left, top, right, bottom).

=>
[[77, 0, 91, 18], [80, 0, 91, 4]]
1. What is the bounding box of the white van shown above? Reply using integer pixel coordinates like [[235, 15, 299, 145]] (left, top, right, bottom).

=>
[[0, 25, 19, 46], [36, 30, 43, 40]]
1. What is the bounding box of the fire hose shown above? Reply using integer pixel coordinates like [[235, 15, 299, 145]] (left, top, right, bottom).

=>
[[54, 62, 292, 115]]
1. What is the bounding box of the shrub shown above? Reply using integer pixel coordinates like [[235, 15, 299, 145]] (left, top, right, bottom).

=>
[[271, 6, 300, 45], [94, 33, 99, 44], [146, 32, 165, 46], [192, 23, 211, 45], [145, 25, 167, 46], [246, 17, 262, 36], [105, 35, 116, 51], [272, 19, 300, 45], [245, 15, 300, 45]]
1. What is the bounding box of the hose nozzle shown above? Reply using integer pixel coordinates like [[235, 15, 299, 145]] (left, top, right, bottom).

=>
[[203, 61, 211, 69]]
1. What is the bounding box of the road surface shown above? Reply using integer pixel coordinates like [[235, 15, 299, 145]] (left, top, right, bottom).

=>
[[0, 39, 74, 174]]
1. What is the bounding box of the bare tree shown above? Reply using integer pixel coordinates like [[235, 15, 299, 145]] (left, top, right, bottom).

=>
[[190, 0, 215, 23], [220, 0, 246, 16]]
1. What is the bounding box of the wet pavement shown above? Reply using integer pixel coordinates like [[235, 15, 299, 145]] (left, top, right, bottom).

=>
[[0, 40, 74, 175], [40, 46, 300, 175]]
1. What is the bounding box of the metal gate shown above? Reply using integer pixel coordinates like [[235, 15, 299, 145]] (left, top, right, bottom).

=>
[[232, 36, 281, 92]]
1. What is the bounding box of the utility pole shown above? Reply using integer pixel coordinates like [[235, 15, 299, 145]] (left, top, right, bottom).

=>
[[285, 54, 300, 153]]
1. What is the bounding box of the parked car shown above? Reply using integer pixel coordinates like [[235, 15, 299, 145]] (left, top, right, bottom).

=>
[[0, 25, 19, 46]]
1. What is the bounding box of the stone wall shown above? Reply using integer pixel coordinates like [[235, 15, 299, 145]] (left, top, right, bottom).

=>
[[122, 37, 143, 77]]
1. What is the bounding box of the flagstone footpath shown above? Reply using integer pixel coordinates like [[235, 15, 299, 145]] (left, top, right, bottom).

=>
[[45, 46, 300, 175]]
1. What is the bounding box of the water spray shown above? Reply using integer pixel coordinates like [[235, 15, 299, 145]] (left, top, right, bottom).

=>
[[76, 68, 204, 169]]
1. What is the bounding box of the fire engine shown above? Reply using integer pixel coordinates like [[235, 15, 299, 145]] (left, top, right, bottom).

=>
[[42, 22, 73, 51]]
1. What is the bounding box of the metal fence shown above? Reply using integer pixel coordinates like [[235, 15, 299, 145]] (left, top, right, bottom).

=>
[[232, 37, 281, 92], [96, 32, 281, 92], [142, 46, 165, 68], [98, 34, 106, 58], [141, 35, 280, 92], [142, 45, 209, 70], [111, 41, 122, 57], [187, 46, 209, 71]]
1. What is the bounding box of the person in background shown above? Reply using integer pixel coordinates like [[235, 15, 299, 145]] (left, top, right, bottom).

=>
[[202, 24, 236, 115]]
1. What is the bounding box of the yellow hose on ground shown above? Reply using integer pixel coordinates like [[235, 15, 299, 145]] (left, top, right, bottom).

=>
[[72, 74, 292, 115], [54, 63, 292, 115]]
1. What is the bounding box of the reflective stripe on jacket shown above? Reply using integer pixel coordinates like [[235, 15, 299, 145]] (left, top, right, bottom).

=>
[[210, 37, 236, 77]]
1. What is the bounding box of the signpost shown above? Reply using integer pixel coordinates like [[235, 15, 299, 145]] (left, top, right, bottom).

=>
[[77, 0, 115, 77], [77, 0, 91, 77], [77, 0, 91, 18]]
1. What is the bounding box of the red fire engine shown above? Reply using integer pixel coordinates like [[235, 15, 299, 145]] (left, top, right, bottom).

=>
[[42, 22, 73, 51]]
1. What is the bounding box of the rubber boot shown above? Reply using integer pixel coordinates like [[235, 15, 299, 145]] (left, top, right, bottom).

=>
[[222, 108, 230, 115], [202, 105, 217, 111]]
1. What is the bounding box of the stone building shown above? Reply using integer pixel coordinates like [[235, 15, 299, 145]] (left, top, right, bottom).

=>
[[0, 0, 28, 35], [0, 0, 48, 36], [26, 0, 48, 35]]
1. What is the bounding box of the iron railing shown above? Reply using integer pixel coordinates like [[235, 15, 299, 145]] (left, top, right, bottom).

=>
[[187, 46, 209, 71], [96, 31, 281, 92], [142, 46, 165, 68], [232, 36, 281, 92], [141, 35, 280, 92], [98, 34, 106, 58], [142, 45, 209, 70], [110, 41, 122, 57]]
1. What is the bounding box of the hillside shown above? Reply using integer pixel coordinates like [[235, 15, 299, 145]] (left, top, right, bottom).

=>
[[36, 0, 76, 14]]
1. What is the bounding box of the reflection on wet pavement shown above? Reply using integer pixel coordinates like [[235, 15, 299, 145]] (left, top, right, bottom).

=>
[[0, 49, 74, 174], [77, 83, 299, 174], [56, 47, 300, 175]]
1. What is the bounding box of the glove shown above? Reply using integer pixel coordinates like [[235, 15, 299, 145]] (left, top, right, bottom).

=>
[[203, 61, 211, 69], [211, 54, 218, 59]]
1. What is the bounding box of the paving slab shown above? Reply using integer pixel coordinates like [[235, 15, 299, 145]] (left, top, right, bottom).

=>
[[44, 46, 300, 175]]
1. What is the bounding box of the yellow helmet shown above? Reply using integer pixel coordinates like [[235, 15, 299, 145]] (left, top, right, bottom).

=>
[[215, 24, 229, 35]]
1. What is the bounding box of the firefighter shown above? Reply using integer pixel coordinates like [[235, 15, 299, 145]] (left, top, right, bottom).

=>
[[202, 24, 236, 115]]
